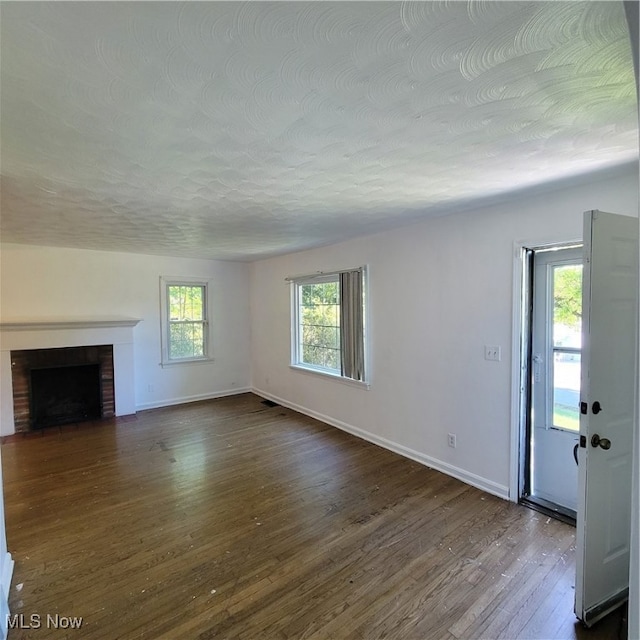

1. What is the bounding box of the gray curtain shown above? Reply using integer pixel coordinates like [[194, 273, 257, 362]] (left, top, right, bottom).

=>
[[340, 270, 365, 381]]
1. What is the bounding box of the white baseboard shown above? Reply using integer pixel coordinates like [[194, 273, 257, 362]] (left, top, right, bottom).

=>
[[252, 388, 510, 501], [136, 387, 251, 412]]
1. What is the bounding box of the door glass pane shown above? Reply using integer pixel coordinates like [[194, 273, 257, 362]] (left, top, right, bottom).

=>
[[552, 264, 583, 348], [552, 263, 582, 431], [553, 351, 581, 431]]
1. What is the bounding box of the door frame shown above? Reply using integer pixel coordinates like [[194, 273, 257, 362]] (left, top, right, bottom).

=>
[[509, 236, 581, 504]]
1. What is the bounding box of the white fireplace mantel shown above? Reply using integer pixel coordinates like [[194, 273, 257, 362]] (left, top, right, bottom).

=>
[[0, 317, 141, 332], [0, 317, 142, 436]]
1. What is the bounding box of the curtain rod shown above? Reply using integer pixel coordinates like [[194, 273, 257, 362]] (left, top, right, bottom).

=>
[[284, 266, 364, 283]]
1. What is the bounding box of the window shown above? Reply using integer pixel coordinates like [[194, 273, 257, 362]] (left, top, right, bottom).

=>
[[160, 277, 211, 365], [551, 261, 583, 431], [531, 247, 583, 432], [291, 267, 367, 384], [297, 275, 341, 372]]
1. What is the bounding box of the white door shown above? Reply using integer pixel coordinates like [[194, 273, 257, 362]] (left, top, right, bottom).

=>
[[530, 247, 583, 514], [575, 210, 638, 626]]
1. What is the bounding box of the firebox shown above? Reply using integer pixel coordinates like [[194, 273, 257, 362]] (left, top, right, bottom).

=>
[[30, 363, 102, 429], [10, 345, 115, 432]]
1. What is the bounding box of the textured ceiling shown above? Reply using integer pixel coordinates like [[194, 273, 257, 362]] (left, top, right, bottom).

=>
[[1, 1, 637, 261]]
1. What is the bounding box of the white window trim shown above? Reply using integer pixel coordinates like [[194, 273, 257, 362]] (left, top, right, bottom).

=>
[[289, 363, 371, 389], [289, 266, 370, 388], [160, 276, 213, 367]]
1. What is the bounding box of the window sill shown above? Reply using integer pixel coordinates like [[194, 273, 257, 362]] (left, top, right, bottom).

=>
[[289, 364, 370, 389], [160, 357, 214, 368]]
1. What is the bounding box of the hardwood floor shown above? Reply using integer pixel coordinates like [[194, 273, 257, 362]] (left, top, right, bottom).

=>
[[1, 393, 626, 639]]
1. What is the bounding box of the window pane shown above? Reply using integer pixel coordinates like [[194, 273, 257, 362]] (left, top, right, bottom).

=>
[[553, 264, 582, 348], [324, 347, 340, 371], [169, 285, 204, 321], [302, 344, 323, 368], [553, 351, 581, 431], [169, 322, 204, 359], [302, 282, 338, 305], [302, 325, 338, 350], [301, 304, 338, 329], [551, 263, 581, 431], [299, 281, 340, 372], [321, 282, 338, 304]]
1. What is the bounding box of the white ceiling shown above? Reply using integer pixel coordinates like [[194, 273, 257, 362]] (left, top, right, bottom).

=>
[[1, 1, 637, 262]]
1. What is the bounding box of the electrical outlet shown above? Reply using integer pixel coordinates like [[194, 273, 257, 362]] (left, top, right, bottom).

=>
[[484, 345, 501, 361], [448, 433, 457, 448]]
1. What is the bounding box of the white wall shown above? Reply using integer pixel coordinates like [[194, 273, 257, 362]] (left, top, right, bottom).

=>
[[249, 164, 639, 499], [0, 245, 252, 413]]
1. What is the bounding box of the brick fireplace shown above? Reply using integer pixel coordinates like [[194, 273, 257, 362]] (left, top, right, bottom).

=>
[[10, 345, 115, 432], [0, 318, 140, 436]]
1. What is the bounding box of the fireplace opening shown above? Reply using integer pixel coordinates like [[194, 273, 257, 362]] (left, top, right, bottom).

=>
[[10, 345, 115, 433], [30, 363, 102, 429]]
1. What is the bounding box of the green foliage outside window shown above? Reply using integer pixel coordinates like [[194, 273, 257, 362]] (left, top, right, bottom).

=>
[[552, 263, 582, 431], [168, 285, 205, 359], [299, 281, 340, 371], [553, 265, 582, 330]]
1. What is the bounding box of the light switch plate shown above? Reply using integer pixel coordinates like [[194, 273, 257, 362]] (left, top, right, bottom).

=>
[[484, 345, 501, 361]]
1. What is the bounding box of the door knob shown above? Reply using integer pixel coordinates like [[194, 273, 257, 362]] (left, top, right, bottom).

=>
[[591, 434, 611, 450], [592, 401, 603, 414]]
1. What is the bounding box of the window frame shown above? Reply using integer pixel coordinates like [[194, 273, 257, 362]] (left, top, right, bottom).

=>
[[290, 267, 369, 388], [293, 273, 342, 376], [160, 276, 213, 366]]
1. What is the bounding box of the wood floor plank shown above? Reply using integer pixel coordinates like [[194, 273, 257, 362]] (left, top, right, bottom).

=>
[[1, 393, 626, 639]]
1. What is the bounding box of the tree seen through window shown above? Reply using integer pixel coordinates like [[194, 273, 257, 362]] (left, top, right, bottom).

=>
[[168, 284, 205, 360], [299, 280, 340, 372]]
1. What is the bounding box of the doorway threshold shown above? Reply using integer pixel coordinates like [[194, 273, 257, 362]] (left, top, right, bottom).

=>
[[520, 496, 576, 526]]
